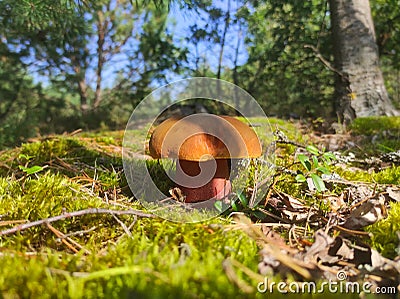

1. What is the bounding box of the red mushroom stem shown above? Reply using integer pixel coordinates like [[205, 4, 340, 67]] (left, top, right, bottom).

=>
[[176, 159, 232, 203]]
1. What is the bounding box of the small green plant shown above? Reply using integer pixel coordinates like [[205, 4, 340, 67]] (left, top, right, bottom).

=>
[[17, 153, 47, 175], [295, 145, 337, 193], [214, 191, 250, 213]]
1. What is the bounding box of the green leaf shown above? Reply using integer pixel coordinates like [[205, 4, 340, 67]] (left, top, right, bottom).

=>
[[238, 192, 248, 207], [297, 154, 311, 171], [322, 152, 337, 164], [295, 173, 307, 182], [18, 154, 33, 160], [230, 199, 238, 212], [214, 201, 223, 213], [316, 166, 330, 175], [310, 173, 326, 192], [306, 145, 320, 155], [312, 155, 319, 168], [252, 209, 267, 220], [18, 165, 44, 175]]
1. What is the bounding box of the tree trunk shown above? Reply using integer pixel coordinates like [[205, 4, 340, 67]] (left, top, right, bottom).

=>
[[233, 21, 242, 115], [329, 0, 399, 122], [94, 10, 106, 110], [217, 0, 230, 80], [73, 64, 89, 113]]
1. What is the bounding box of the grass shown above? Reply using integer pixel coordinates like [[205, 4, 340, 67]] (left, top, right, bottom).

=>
[[0, 116, 398, 298]]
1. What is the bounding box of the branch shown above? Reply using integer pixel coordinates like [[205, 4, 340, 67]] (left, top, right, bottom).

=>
[[304, 44, 343, 77], [0, 208, 154, 237]]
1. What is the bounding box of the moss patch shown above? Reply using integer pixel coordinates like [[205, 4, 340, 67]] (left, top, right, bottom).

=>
[[333, 165, 400, 184], [349, 116, 400, 153], [350, 116, 400, 136], [0, 117, 398, 298], [367, 202, 400, 259]]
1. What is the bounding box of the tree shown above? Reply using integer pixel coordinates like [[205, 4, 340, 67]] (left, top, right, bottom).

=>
[[29, 0, 185, 114], [0, 0, 187, 147], [0, 0, 79, 147], [0, 46, 42, 147], [369, 0, 400, 109], [238, 1, 335, 118], [328, 0, 399, 121], [184, 1, 246, 80]]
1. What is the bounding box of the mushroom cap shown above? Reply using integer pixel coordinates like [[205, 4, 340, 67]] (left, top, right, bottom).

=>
[[149, 114, 262, 161]]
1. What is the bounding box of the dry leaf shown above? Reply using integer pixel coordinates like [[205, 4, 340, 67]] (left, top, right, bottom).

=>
[[343, 197, 387, 229], [386, 186, 400, 202]]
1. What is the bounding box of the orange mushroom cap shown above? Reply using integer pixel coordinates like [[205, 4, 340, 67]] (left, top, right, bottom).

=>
[[149, 115, 262, 161]]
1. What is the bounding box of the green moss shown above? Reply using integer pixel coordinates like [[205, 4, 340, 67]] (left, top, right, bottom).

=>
[[350, 116, 400, 136], [333, 165, 400, 184], [0, 137, 126, 193], [20, 138, 105, 164], [0, 121, 396, 298], [367, 202, 400, 259], [275, 174, 304, 199], [373, 166, 400, 184], [0, 214, 360, 298], [0, 180, 263, 298], [0, 174, 105, 249], [349, 116, 400, 154]]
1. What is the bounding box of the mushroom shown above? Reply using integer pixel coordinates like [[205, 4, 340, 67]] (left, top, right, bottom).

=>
[[149, 114, 262, 203]]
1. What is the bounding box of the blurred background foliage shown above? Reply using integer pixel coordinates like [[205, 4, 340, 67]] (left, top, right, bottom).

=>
[[0, 0, 399, 148]]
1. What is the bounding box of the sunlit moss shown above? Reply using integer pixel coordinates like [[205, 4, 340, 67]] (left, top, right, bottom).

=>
[[333, 165, 400, 184], [0, 177, 262, 298], [350, 116, 400, 136], [367, 202, 400, 259], [349, 116, 400, 154], [0, 118, 397, 298]]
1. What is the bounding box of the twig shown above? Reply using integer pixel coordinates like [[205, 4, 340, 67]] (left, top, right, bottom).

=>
[[0, 220, 28, 227], [65, 129, 82, 136], [254, 207, 291, 224], [222, 258, 254, 294], [46, 222, 80, 254], [289, 225, 299, 247], [62, 226, 97, 239], [332, 224, 370, 236], [275, 139, 305, 149], [0, 208, 154, 237], [229, 257, 266, 281], [111, 213, 133, 237]]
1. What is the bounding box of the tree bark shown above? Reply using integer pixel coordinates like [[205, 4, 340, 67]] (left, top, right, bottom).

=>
[[73, 64, 89, 113], [94, 10, 107, 110], [217, 0, 230, 80], [233, 21, 242, 115], [329, 0, 399, 122]]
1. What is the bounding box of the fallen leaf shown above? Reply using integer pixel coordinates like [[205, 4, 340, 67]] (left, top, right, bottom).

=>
[[386, 186, 400, 202], [343, 197, 387, 230]]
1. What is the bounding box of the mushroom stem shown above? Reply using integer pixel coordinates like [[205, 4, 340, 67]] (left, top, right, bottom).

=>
[[176, 159, 232, 203]]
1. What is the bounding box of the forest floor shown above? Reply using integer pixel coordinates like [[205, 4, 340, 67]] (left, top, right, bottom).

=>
[[0, 116, 399, 298]]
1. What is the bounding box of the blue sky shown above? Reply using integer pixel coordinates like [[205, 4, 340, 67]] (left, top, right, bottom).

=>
[[168, 0, 249, 71]]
